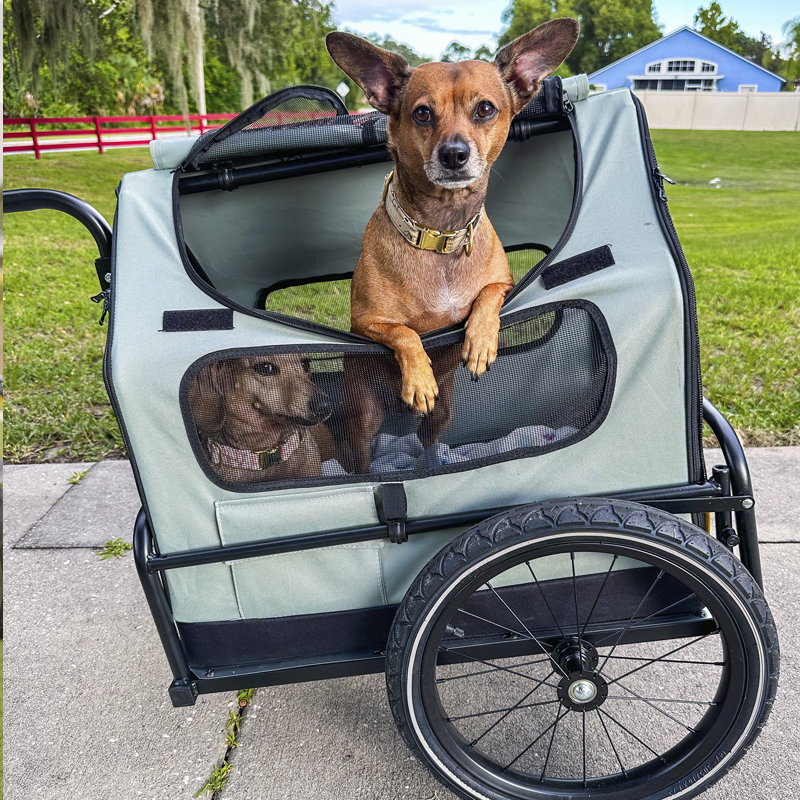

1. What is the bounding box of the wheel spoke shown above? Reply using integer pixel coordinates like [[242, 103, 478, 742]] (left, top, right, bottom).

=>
[[438, 646, 556, 684], [540, 705, 566, 782], [580, 554, 618, 638], [582, 709, 587, 786], [613, 680, 697, 732], [454, 607, 538, 643], [448, 698, 560, 722], [605, 632, 717, 686], [602, 654, 724, 667], [598, 570, 665, 671], [504, 705, 565, 771], [571, 552, 583, 651], [606, 695, 716, 707], [597, 707, 664, 760], [436, 657, 551, 684], [470, 671, 555, 746], [485, 581, 569, 677], [525, 561, 568, 639], [592, 591, 700, 647], [597, 707, 627, 777]]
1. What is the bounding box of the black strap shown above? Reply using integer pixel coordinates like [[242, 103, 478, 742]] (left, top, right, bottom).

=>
[[162, 309, 234, 332], [380, 483, 408, 544], [541, 245, 615, 290]]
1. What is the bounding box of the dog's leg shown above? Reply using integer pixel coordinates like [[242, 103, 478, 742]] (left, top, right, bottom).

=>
[[462, 282, 509, 380], [342, 354, 388, 473], [359, 321, 439, 415]]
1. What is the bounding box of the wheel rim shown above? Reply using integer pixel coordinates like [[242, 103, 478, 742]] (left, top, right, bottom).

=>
[[411, 534, 759, 800]]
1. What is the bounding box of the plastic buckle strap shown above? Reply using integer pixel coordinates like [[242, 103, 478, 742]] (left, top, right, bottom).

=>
[[381, 483, 408, 544]]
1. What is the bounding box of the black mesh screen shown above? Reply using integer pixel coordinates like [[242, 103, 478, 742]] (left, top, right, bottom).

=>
[[183, 301, 614, 490]]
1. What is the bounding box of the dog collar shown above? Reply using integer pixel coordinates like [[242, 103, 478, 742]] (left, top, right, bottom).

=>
[[382, 171, 482, 256], [206, 432, 302, 471]]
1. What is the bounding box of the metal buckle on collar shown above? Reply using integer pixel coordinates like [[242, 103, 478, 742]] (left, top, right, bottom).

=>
[[254, 446, 282, 470], [418, 227, 457, 254]]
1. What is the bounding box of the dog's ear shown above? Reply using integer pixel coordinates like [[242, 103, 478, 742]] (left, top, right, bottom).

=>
[[326, 32, 412, 115], [494, 18, 580, 114], [189, 362, 227, 433]]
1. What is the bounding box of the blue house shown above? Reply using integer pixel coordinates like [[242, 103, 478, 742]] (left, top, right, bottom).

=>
[[589, 26, 785, 93]]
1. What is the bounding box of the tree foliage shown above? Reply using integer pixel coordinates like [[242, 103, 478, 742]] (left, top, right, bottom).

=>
[[694, 2, 749, 54], [499, 0, 661, 74]]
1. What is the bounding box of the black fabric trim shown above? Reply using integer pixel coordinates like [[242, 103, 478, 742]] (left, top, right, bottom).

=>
[[504, 242, 552, 255], [162, 309, 234, 332], [178, 299, 617, 494], [505, 112, 584, 299], [176, 566, 698, 670], [256, 271, 354, 311], [542, 245, 615, 290]]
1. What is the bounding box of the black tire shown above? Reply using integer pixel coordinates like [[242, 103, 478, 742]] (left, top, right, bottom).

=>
[[386, 498, 778, 800]]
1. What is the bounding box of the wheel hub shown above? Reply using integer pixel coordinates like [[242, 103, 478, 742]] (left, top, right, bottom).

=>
[[553, 637, 607, 711], [557, 670, 608, 711]]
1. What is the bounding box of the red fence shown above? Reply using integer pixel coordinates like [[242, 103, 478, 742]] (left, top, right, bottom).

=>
[[4, 111, 355, 158], [3, 114, 238, 158]]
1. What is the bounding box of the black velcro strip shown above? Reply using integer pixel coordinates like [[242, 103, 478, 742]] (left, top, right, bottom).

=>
[[542, 245, 615, 290], [381, 483, 407, 522], [163, 309, 234, 332]]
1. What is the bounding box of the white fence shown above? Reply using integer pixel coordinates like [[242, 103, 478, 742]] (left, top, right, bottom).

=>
[[632, 91, 800, 131]]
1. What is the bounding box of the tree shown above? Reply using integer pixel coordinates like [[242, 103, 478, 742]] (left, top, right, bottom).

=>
[[694, 3, 750, 55], [359, 33, 430, 67], [498, 0, 661, 75], [781, 16, 800, 87], [441, 41, 472, 62]]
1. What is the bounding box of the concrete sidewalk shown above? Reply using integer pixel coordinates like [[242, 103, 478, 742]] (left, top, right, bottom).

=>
[[2, 450, 798, 800]]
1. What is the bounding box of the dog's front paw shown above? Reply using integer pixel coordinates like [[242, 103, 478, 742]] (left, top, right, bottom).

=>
[[402, 360, 439, 415], [462, 320, 499, 381]]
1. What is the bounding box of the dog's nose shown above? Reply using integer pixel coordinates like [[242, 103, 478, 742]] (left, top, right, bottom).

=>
[[309, 394, 331, 419], [438, 140, 470, 171]]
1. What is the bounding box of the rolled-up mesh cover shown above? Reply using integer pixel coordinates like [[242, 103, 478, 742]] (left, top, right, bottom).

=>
[[187, 77, 564, 171], [183, 301, 614, 491]]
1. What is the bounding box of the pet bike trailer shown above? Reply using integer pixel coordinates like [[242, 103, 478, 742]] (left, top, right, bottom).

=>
[[5, 75, 778, 800]]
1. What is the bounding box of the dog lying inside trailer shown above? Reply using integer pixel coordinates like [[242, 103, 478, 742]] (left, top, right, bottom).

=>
[[326, 19, 580, 473], [188, 355, 335, 482]]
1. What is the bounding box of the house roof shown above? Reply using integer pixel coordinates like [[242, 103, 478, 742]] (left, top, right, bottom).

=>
[[588, 25, 786, 84]]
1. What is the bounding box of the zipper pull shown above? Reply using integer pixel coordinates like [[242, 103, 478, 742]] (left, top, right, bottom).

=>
[[562, 91, 574, 115], [652, 168, 675, 202], [91, 288, 111, 325]]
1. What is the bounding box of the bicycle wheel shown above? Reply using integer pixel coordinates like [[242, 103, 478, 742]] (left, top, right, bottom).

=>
[[386, 498, 778, 800]]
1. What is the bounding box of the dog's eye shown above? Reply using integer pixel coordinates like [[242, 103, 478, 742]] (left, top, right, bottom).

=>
[[412, 105, 432, 125], [252, 362, 277, 376], [300, 359, 311, 373], [475, 100, 496, 120]]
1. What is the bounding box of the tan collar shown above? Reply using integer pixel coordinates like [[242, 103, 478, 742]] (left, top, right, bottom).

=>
[[381, 171, 482, 256]]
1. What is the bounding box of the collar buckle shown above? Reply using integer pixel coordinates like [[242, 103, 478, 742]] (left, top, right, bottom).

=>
[[418, 227, 457, 254]]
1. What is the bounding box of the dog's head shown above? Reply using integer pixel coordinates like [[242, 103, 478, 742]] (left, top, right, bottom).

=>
[[326, 19, 579, 190], [190, 355, 331, 450]]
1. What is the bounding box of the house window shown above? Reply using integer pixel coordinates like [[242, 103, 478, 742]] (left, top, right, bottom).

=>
[[647, 62, 661, 73], [738, 85, 757, 93], [633, 79, 659, 90], [660, 79, 686, 91], [702, 62, 715, 72], [667, 60, 695, 72]]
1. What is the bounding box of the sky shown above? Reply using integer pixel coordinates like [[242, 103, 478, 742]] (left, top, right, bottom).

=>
[[333, 0, 798, 60]]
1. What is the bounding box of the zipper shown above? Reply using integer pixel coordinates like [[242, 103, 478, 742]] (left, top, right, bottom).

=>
[[632, 95, 705, 485], [90, 288, 111, 325]]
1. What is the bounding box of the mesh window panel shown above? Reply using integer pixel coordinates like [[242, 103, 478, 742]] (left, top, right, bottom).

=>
[[182, 301, 614, 491], [258, 245, 551, 332]]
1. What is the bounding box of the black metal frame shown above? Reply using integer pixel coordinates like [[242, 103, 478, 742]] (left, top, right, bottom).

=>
[[2, 189, 764, 709], [132, 395, 760, 707]]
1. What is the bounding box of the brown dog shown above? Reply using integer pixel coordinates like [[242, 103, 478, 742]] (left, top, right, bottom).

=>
[[188, 355, 335, 483], [326, 19, 580, 472]]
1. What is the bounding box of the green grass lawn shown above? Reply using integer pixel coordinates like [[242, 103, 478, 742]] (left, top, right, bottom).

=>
[[2, 131, 798, 462]]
